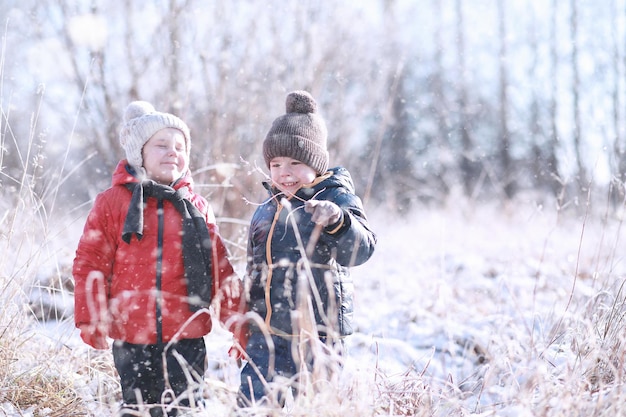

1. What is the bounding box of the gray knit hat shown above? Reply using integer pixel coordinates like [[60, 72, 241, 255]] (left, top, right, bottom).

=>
[[263, 90, 329, 175], [119, 101, 191, 171]]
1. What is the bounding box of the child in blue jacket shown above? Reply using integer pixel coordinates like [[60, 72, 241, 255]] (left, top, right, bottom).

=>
[[239, 90, 377, 406]]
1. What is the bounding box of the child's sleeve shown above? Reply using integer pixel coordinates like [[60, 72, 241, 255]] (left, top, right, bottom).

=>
[[72, 194, 117, 347], [324, 191, 377, 267], [208, 223, 248, 349]]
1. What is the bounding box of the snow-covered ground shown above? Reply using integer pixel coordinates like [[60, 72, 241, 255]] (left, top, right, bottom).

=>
[[4, 197, 626, 416], [346, 199, 626, 415]]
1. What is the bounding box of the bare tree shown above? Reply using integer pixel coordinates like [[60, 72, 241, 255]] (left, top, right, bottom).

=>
[[527, 1, 559, 196], [427, 0, 454, 197], [610, 0, 626, 199], [546, 0, 563, 196], [497, 0, 513, 198], [570, 0, 587, 190], [455, 0, 478, 197]]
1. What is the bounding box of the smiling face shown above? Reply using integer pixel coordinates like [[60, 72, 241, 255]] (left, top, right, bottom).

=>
[[142, 128, 189, 184], [269, 156, 317, 196]]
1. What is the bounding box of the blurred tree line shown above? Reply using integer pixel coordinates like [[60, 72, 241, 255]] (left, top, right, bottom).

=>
[[1, 0, 626, 243]]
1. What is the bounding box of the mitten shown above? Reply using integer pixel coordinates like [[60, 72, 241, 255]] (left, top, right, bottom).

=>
[[228, 323, 248, 362], [79, 323, 109, 349], [304, 200, 342, 227]]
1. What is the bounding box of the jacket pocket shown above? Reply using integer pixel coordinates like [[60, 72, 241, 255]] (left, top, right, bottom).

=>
[[335, 276, 354, 336]]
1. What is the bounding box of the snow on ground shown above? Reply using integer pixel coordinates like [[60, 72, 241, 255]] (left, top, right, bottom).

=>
[[5, 198, 626, 415], [345, 199, 626, 413]]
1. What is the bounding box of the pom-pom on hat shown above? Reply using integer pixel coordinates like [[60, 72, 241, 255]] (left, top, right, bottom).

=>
[[119, 101, 191, 171], [263, 90, 329, 175]]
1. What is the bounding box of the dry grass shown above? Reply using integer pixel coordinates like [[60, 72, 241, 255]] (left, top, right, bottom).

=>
[[3, 366, 81, 415], [5, 189, 626, 416], [3, 75, 626, 416]]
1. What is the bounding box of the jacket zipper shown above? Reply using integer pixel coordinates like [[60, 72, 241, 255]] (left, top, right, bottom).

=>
[[156, 199, 164, 344], [264, 202, 282, 329]]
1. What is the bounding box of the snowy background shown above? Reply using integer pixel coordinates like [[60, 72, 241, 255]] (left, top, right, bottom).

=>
[[3, 0, 626, 415]]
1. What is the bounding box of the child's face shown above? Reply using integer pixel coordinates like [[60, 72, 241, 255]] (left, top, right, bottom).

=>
[[142, 128, 188, 184], [269, 156, 317, 196]]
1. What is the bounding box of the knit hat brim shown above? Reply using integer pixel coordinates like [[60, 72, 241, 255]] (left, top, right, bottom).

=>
[[264, 133, 329, 175], [262, 91, 329, 175]]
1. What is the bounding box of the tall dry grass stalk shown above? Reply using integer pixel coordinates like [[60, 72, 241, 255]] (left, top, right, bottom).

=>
[[0, 43, 120, 414]]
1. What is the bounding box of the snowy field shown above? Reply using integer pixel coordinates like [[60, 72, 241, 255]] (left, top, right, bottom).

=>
[[3, 196, 626, 416], [347, 197, 626, 416]]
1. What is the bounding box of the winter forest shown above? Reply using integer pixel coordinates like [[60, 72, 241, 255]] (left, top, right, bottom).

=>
[[4, 0, 626, 416], [5, 0, 626, 219]]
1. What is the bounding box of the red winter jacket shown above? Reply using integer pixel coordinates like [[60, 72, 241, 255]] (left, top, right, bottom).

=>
[[73, 160, 244, 346]]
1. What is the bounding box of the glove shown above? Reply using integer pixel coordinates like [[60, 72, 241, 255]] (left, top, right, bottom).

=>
[[79, 323, 109, 349], [228, 326, 248, 366], [229, 345, 244, 366], [304, 200, 342, 227]]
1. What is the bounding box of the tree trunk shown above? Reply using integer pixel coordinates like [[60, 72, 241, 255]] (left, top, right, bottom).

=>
[[546, 0, 562, 196], [455, 0, 476, 197], [497, 0, 514, 198], [570, 0, 587, 189]]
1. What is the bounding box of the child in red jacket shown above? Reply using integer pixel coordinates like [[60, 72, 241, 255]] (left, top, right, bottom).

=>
[[73, 101, 246, 417]]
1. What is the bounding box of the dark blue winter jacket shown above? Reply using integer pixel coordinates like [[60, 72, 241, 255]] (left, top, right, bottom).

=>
[[245, 167, 376, 338]]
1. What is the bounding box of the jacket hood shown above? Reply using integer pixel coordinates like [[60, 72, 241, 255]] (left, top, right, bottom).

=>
[[313, 166, 356, 194], [111, 159, 194, 190]]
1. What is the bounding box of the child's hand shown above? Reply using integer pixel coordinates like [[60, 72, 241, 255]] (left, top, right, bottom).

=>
[[228, 344, 244, 367], [79, 324, 108, 349], [305, 200, 342, 227], [227, 321, 248, 365], [228, 332, 247, 367]]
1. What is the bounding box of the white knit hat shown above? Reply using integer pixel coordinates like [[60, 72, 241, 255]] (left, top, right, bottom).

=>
[[119, 101, 191, 171]]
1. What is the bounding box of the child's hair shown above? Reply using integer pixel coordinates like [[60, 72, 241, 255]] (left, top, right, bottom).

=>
[[119, 101, 191, 172], [262, 90, 329, 175]]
